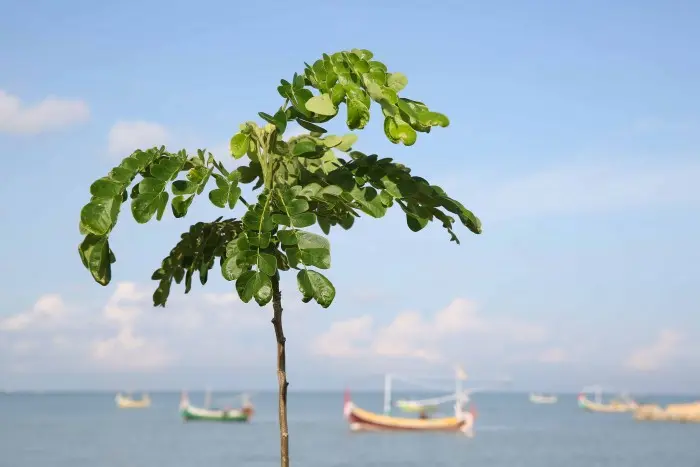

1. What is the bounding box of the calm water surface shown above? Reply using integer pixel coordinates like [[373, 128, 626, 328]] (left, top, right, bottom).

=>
[[2, 392, 699, 467]]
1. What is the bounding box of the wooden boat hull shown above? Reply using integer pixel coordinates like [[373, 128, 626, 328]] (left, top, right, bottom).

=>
[[115, 394, 151, 409], [344, 401, 473, 434], [578, 395, 637, 413], [180, 404, 253, 422], [634, 402, 700, 423]]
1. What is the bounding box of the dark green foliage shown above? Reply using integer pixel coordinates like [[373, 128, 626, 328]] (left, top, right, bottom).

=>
[[78, 49, 481, 309]]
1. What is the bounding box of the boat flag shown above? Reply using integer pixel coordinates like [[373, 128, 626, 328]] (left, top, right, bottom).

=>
[[455, 365, 468, 381]]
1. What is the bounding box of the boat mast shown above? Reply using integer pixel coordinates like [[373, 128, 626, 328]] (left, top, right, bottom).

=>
[[383, 374, 392, 415], [204, 386, 212, 409]]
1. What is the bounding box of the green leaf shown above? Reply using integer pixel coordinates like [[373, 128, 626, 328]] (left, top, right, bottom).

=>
[[319, 185, 343, 198], [150, 157, 185, 181], [109, 167, 135, 184], [78, 234, 112, 285], [323, 135, 342, 148], [330, 84, 346, 106], [90, 177, 123, 198], [387, 72, 408, 92], [155, 192, 168, 221], [290, 212, 316, 228], [296, 230, 331, 269], [172, 180, 197, 196], [235, 271, 256, 303], [406, 213, 429, 232], [228, 186, 242, 209], [260, 110, 288, 134], [335, 134, 358, 152], [222, 256, 246, 281], [305, 93, 337, 116], [257, 253, 277, 276], [242, 207, 276, 232], [248, 231, 272, 248], [80, 196, 119, 236], [287, 87, 314, 118], [297, 270, 335, 308], [350, 186, 387, 218], [417, 111, 450, 127], [291, 139, 321, 158], [277, 230, 297, 246], [132, 192, 164, 223], [440, 197, 483, 234], [296, 119, 327, 134], [271, 213, 290, 226], [209, 182, 241, 209], [287, 199, 309, 216], [299, 183, 322, 198], [236, 271, 272, 305], [139, 177, 166, 193], [384, 116, 417, 146], [170, 195, 194, 218], [208, 189, 227, 208], [230, 133, 250, 159], [346, 99, 370, 129]]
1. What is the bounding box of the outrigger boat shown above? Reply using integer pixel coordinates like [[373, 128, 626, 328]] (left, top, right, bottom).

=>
[[529, 393, 558, 404], [343, 366, 476, 436], [179, 390, 254, 422], [115, 392, 151, 409], [634, 401, 700, 423], [578, 385, 638, 413]]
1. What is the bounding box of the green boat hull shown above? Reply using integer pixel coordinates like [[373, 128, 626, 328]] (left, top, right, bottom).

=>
[[180, 406, 250, 422]]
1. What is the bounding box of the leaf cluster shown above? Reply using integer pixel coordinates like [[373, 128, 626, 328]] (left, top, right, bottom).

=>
[[77, 49, 481, 310]]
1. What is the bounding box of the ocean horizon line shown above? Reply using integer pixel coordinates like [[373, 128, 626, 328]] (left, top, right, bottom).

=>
[[2, 388, 699, 398]]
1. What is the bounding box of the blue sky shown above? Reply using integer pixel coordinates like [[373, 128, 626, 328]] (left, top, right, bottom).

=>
[[1, 0, 699, 394]]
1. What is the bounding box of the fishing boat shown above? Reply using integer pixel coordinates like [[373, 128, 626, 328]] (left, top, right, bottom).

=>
[[115, 392, 151, 409], [529, 393, 558, 404], [577, 385, 638, 413], [179, 390, 254, 422], [634, 401, 700, 423], [343, 366, 476, 436]]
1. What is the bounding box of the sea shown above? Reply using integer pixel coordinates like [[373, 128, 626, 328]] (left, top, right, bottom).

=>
[[2, 391, 699, 467]]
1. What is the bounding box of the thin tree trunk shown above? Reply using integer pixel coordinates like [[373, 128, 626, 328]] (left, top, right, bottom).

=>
[[271, 274, 289, 467]]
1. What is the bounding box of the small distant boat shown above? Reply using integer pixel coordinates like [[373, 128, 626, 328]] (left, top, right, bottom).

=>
[[529, 393, 558, 404], [578, 385, 637, 413], [343, 366, 476, 435], [115, 392, 151, 409], [179, 390, 254, 422], [634, 401, 700, 423]]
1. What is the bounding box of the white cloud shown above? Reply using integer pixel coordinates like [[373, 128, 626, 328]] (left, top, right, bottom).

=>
[[311, 298, 549, 363], [312, 316, 373, 358], [625, 329, 684, 372], [538, 347, 568, 364], [0, 90, 90, 134], [107, 120, 169, 157], [0, 282, 274, 373], [0, 294, 67, 332], [91, 328, 173, 371]]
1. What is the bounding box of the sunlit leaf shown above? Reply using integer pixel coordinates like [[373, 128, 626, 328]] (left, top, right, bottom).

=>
[[297, 269, 335, 308], [387, 72, 408, 92], [305, 93, 337, 116], [230, 133, 250, 159]]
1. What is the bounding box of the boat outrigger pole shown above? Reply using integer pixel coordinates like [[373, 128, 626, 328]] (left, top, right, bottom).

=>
[[383, 374, 392, 415]]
